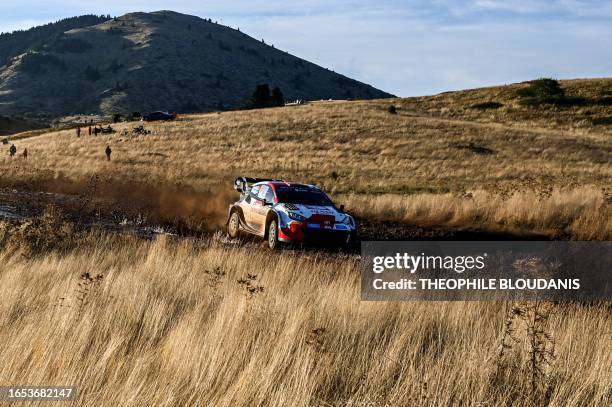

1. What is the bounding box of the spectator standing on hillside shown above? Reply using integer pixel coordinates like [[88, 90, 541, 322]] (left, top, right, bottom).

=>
[[105, 145, 112, 161], [76, 127, 81, 138], [9, 144, 16, 157], [22, 148, 28, 159], [88, 126, 92, 136]]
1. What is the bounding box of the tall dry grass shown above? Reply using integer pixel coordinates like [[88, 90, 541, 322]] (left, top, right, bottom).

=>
[[343, 186, 612, 239], [1, 97, 610, 238], [3, 98, 611, 197], [0, 233, 610, 406]]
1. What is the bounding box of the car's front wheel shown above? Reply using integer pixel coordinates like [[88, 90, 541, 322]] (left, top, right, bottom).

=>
[[228, 211, 240, 238], [267, 219, 279, 250]]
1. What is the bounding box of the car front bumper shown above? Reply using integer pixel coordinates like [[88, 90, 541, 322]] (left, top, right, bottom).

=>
[[278, 222, 355, 244]]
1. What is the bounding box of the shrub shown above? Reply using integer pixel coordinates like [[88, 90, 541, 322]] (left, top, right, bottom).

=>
[[591, 116, 612, 125], [471, 101, 503, 110], [516, 78, 565, 99], [451, 142, 496, 155], [593, 96, 612, 106], [516, 78, 567, 107], [3, 206, 78, 255], [271, 87, 285, 107], [388, 105, 398, 114], [248, 84, 285, 109]]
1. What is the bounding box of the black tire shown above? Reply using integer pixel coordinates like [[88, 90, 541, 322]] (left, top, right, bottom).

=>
[[267, 219, 279, 250], [228, 211, 240, 238]]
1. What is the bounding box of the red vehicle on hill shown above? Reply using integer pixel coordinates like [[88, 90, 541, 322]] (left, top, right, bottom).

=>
[[227, 177, 357, 249]]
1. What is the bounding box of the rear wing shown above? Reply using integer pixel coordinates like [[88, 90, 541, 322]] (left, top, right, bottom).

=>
[[233, 177, 281, 194]]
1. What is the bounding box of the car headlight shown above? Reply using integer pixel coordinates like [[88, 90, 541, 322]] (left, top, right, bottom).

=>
[[288, 212, 307, 222]]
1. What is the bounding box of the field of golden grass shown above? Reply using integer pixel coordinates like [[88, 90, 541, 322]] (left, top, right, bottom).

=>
[[0, 80, 610, 406], [2, 78, 611, 238], [0, 231, 610, 406]]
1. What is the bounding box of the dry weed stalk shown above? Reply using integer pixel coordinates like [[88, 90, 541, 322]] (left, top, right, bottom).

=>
[[497, 301, 557, 403], [76, 272, 104, 317]]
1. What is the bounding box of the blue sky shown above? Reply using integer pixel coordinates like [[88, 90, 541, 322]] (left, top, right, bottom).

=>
[[1, 1, 611, 96]]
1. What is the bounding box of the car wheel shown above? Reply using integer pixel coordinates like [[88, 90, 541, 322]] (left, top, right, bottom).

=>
[[228, 211, 240, 238], [267, 219, 279, 250]]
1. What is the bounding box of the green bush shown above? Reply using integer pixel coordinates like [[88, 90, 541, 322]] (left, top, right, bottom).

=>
[[248, 84, 284, 109], [514, 78, 574, 107], [516, 78, 565, 99], [471, 101, 503, 110]]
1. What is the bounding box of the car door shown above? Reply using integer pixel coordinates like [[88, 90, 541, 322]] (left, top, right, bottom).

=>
[[243, 185, 260, 230], [250, 185, 270, 235]]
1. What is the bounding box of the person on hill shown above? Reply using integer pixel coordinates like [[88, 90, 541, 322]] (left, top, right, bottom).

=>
[[88, 126, 92, 136], [22, 148, 28, 159], [76, 127, 81, 138], [9, 144, 16, 157], [105, 145, 112, 161]]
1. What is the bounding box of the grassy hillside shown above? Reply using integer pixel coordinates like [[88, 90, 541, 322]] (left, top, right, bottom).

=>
[[3, 78, 611, 238], [0, 11, 391, 117]]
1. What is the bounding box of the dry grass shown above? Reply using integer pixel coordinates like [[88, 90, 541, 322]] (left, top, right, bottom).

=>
[[343, 186, 612, 239], [5, 99, 611, 196], [2, 80, 611, 237], [0, 233, 610, 406], [1, 81, 610, 405]]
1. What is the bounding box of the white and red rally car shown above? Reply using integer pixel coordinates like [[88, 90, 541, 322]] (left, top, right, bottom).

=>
[[227, 177, 357, 249]]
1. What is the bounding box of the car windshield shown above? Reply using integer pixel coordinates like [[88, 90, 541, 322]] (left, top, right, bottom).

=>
[[275, 187, 333, 206]]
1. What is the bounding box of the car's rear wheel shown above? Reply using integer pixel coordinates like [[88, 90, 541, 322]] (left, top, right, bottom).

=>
[[267, 220, 279, 250], [228, 211, 240, 238]]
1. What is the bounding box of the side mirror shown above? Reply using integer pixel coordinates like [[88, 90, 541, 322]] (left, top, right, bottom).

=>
[[234, 178, 245, 193]]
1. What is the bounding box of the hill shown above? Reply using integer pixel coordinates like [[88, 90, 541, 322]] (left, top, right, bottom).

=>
[[0, 11, 392, 119], [0, 15, 112, 69], [2, 78, 611, 239]]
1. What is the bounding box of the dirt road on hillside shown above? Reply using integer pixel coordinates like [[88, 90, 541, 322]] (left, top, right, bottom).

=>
[[0, 187, 550, 245]]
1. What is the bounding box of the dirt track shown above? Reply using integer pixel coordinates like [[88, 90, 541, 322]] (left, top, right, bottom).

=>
[[0, 187, 551, 244]]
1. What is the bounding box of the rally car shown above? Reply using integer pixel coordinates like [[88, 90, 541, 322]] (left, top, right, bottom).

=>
[[227, 177, 357, 249]]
